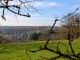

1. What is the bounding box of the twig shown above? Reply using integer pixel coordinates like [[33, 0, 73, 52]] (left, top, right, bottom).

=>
[[29, 5, 80, 60], [44, 5, 80, 49], [0, 0, 43, 20]]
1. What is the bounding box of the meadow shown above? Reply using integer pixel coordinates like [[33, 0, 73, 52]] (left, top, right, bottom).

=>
[[0, 39, 80, 60]]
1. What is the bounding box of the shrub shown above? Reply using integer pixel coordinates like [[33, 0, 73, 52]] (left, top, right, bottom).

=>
[[29, 32, 42, 40]]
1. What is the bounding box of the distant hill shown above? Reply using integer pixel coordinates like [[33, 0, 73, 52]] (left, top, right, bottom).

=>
[[0, 26, 60, 35]]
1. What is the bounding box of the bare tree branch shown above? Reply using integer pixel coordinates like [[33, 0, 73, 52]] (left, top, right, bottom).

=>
[[0, 0, 42, 20], [28, 5, 80, 60]]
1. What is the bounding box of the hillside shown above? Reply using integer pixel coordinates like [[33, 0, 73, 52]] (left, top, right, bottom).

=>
[[0, 40, 80, 60]]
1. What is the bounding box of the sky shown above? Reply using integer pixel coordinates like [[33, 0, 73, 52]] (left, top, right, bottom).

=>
[[0, 0, 80, 26]]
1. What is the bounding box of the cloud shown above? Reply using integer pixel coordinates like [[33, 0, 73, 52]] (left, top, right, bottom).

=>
[[31, 1, 65, 7], [31, 1, 59, 7], [1, 0, 64, 8], [5, 1, 58, 7], [48, 2, 58, 6], [73, 5, 80, 8]]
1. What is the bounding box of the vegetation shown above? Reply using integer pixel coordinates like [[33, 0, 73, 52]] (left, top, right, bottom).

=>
[[0, 36, 12, 44], [0, 30, 12, 44], [58, 13, 80, 40], [29, 32, 42, 40], [28, 7, 80, 59], [0, 39, 80, 60], [0, 0, 80, 60], [38, 34, 48, 41]]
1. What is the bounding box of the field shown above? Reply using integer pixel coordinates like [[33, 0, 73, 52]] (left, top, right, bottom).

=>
[[0, 39, 80, 60]]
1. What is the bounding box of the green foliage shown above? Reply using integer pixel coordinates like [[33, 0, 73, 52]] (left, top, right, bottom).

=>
[[30, 32, 42, 40]]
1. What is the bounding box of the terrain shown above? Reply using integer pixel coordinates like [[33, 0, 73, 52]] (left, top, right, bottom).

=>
[[0, 39, 80, 60]]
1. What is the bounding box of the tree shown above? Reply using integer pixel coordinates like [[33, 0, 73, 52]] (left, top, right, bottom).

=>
[[59, 13, 80, 40], [0, 0, 42, 20], [38, 34, 48, 40], [30, 32, 42, 40], [56, 27, 68, 40], [0, 0, 42, 42], [28, 6, 80, 60], [0, 35, 12, 44], [1, 0, 80, 60]]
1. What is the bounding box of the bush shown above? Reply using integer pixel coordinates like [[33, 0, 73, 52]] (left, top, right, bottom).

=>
[[0, 36, 12, 44], [29, 32, 42, 40], [38, 34, 48, 41]]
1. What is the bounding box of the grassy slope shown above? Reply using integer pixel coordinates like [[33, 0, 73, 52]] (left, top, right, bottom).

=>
[[0, 39, 80, 60]]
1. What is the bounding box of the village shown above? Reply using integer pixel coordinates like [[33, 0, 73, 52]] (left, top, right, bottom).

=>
[[0, 26, 59, 43]]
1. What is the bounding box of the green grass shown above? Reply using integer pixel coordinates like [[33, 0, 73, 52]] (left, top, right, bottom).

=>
[[0, 39, 80, 60]]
